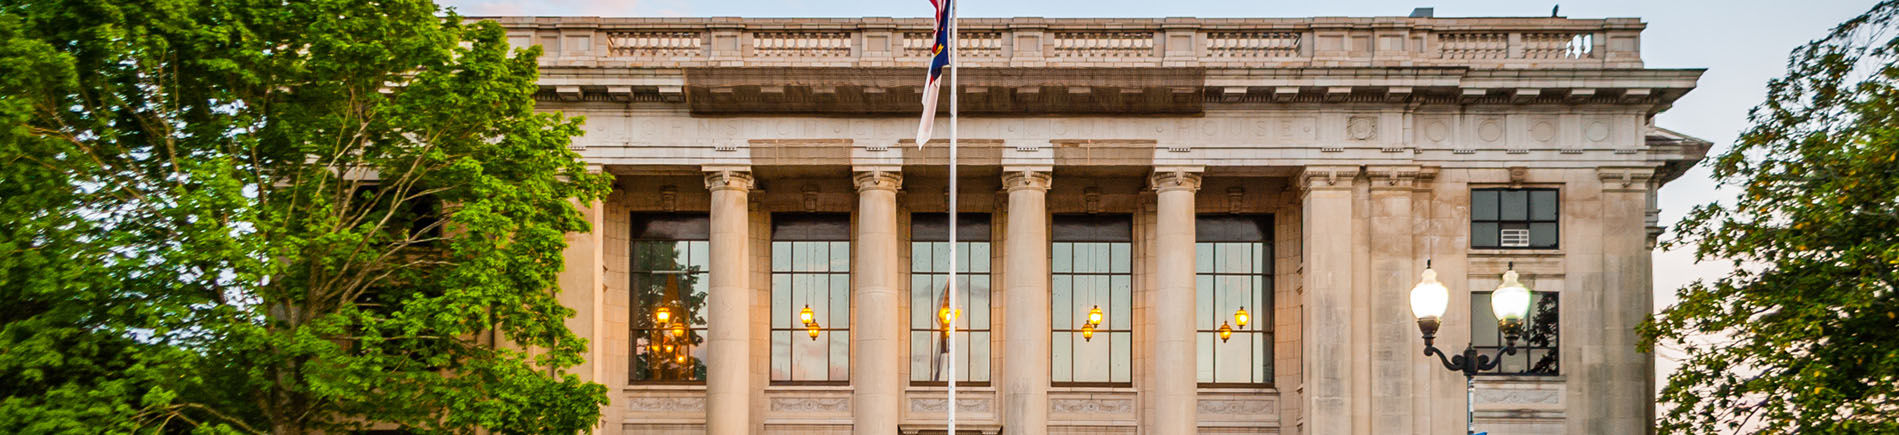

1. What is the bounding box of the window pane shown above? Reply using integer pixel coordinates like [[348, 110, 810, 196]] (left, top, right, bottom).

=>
[[1500, 190, 1529, 221], [773, 241, 791, 271], [1051, 332, 1072, 382], [1196, 243, 1214, 273], [971, 331, 991, 382], [911, 331, 933, 381], [1053, 243, 1072, 273], [1197, 333, 1215, 383], [912, 242, 930, 272], [1074, 242, 1096, 273], [1074, 330, 1107, 381], [771, 331, 790, 381], [831, 274, 850, 328], [830, 331, 850, 380], [1197, 275, 1215, 330], [1471, 293, 1499, 347], [1111, 332, 1132, 382], [830, 241, 850, 272], [1472, 190, 1499, 221], [971, 275, 991, 327], [1052, 275, 1071, 329], [1530, 222, 1559, 248], [1472, 222, 1500, 248], [1110, 275, 1130, 328], [1530, 190, 1559, 221], [1109, 243, 1128, 274]]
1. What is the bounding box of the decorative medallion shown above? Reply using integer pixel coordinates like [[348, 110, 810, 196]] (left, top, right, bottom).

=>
[[1585, 121, 1610, 142], [1424, 121, 1449, 142], [1478, 120, 1505, 142], [1530, 120, 1557, 143], [1347, 116, 1377, 141]]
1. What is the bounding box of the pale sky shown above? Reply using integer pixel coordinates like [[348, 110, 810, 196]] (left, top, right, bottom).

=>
[[439, 0, 1875, 390]]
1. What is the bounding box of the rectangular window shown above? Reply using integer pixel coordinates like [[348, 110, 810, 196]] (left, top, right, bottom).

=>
[[1471, 291, 1560, 375], [770, 213, 852, 384], [1050, 215, 1133, 385], [629, 213, 711, 383], [909, 214, 993, 385], [1194, 215, 1274, 386], [1471, 188, 1559, 249]]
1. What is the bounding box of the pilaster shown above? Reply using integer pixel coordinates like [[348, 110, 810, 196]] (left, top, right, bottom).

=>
[[1364, 165, 1422, 435], [557, 196, 608, 431], [1297, 165, 1363, 435], [1576, 167, 1657, 433]]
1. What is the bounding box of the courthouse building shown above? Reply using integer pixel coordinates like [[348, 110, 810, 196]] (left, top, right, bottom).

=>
[[494, 11, 1709, 435]]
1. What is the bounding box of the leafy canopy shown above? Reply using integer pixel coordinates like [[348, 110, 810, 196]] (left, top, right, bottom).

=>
[[0, 0, 610, 433], [1640, 1, 1899, 433]]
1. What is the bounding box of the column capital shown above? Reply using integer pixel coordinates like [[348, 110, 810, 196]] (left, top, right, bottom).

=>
[[1298, 165, 1361, 192], [703, 168, 755, 192], [1597, 167, 1658, 192], [852, 169, 904, 192], [1364, 165, 1431, 190], [1149, 167, 1204, 193], [1003, 169, 1053, 192]]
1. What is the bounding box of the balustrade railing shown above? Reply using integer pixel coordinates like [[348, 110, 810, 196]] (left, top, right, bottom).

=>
[[493, 17, 1641, 68]]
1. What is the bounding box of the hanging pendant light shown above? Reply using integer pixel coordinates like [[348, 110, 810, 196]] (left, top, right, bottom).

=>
[[807, 320, 822, 340], [674, 353, 687, 364], [938, 306, 960, 331], [799, 304, 816, 327], [1234, 306, 1250, 328], [1080, 323, 1096, 341], [1219, 321, 1234, 342], [1087, 305, 1104, 327], [670, 322, 687, 337], [663, 343, 674, 353], [654, 307, 672, 324]]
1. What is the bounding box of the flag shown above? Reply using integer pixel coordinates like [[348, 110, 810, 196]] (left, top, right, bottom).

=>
[[914, 0, 952, 148]]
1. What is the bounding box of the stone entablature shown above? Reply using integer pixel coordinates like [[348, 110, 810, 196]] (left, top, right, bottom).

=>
[[483, 16, 1644, 70]]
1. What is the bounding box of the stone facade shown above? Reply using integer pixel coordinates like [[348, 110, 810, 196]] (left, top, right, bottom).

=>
[[505, 14, 1710, 435]]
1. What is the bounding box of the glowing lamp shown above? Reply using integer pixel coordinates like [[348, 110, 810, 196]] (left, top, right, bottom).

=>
[[1234, 306, 1250, 328], [799, 304, 815, 327], [1080, 324, 1096, 341], [1087, 305, 1104, 327], [1492, 266, 1533, 342], [671, 322, 686, 337], [1218, 321, 1234, 342], [654, 307, 672, 324], [1409, 261, 1450, 344], [807, 321, 821, 340]]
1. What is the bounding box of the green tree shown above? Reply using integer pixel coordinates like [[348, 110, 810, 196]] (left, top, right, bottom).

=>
[[0, 0, 611, 433], [1641, 1, 1899, 432]]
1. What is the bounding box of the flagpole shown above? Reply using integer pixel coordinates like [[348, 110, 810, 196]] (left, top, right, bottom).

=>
[[946, 0, 960, 433]]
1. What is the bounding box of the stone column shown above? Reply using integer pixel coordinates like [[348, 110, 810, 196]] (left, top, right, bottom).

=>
[[1365, 166, 1420, 434], [1300, 166, 1363, 435], [704, 169, 754, 435], [1001, 170, 1052, 433], [852, 169, 904, 435], [1151, 168, 1202, 433], [557, 198, 607, 429]]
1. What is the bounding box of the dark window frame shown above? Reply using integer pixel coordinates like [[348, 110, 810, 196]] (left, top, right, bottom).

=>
[[628, 213, 712, 384], [909, 213, 995, 387], [1050, 214, 1134, 387], [1195, 214, 1275, 388], [1471, 291, 1561, 376], [1471, 188, 1561, 250], [769, 213, 853, 385]]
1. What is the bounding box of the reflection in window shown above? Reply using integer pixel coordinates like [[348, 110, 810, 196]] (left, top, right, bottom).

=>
[[1050, 215, 1133, 385], [1471, 188, 1559, 249], [770, 214, 852, 383], [1472, 291, 1560, 375], [629, 214, 710, 383], [1194, 215, 1273, 386], [909, 214, 992, 385]]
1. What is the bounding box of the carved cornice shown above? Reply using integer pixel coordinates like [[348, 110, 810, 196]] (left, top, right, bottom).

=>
[[1297, 165, 1360, 192], [853, 169, 904, 192], [703, 169, 755, 192], [1596, 167, 1657, 192], [1149, 167, 1205, 193], [1002, 170, 1052, 192]]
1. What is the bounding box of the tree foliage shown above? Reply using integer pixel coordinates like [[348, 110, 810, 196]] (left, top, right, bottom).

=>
[[0, 0, 610, 433], [1640, 1, 1899, 432]]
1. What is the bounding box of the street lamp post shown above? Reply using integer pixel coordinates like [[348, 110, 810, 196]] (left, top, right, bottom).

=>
[[1408, 260, 1533, 435]]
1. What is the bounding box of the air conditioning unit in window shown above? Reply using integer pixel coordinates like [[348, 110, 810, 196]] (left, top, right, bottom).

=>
[[1500, 229, 1531, 247]]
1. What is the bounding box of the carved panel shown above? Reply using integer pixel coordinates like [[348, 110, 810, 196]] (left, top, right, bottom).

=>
[[910, 398, 994, 413], [1474, 389, 1561, 405], [1050, 398, 1135, 414], [625, 397, 707, 413], [1346, 116, 1378, 141], [1197, 398, 1276, 415], [770, 397, 852, 412]]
